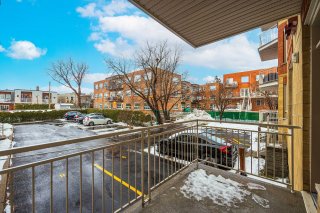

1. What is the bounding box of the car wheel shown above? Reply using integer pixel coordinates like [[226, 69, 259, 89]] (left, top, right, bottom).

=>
[[107, 120, 112, 124], [89, 122, 94, 126]]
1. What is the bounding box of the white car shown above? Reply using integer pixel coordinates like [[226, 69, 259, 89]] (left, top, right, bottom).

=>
[[83, 115, 112, 126]]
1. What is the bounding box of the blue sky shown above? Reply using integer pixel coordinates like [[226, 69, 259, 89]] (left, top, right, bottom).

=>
[[0, 0, 276, 94]]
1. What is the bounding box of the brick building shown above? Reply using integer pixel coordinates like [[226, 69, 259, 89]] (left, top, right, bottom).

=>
[[94, 68, 278, 113], [93, 70, 182, 114]]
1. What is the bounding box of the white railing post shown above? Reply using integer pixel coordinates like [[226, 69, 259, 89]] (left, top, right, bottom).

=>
[[141, 130, 145, 207]]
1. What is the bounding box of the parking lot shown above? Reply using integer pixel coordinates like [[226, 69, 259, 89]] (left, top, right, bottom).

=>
[[10, 121, 180, 212]]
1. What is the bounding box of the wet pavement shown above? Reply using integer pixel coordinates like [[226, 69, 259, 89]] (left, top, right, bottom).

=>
[[11, 123, 177, 212]]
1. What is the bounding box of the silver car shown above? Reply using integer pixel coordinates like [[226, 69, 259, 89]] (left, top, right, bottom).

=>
[[83, 115, 112, 126]]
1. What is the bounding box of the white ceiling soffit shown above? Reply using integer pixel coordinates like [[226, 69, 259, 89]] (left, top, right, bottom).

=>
[[129, 0, 302, 48]]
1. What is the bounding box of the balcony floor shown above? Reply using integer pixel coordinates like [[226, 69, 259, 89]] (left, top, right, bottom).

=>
[[126, 163, 305, 213]]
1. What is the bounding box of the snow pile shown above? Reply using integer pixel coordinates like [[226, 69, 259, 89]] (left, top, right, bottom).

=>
[[247, 182, 266, 190], [252, 194, 270, 208], [1, 123, 13, 138], [180, 169, 251, 207], [176, 109, 213, 122]]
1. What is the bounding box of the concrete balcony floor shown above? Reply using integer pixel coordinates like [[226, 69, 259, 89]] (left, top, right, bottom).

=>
[[127, 163, 305, 213]]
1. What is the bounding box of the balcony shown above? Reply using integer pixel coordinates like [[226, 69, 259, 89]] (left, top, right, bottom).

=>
[[108, 82, 123, 90], [20, 97, 32, 103], [0, 120, 304, 212], [0, 98, 13, 103], [259, 73, 279, 90], [258, 26, 278, 61], [108, 96, 123, 102], [225, 82, 238, 88]]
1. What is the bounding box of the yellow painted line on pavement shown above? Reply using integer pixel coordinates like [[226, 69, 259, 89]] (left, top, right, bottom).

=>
[[94, 164, 143, 196]]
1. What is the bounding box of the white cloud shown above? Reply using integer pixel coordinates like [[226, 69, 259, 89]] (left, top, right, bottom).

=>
[[7, 40, 47, 60], [0, 45, 5, 52], [203, 76, 216, 83], [77, 1, 277, 72], [83, 72, 111, 84]]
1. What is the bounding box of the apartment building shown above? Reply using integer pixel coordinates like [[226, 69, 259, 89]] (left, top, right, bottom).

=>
[[57, 93, 93, 108], [93, 70, 182, 113], [223, 68, 278, 111], [0, 87, 58, 111]]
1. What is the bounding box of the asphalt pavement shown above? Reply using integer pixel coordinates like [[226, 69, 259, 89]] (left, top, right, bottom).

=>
[[11, 123, 179, 213]]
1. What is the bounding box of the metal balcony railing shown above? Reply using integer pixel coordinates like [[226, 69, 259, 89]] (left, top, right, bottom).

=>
[[0, 120, 299, 212], [259, 25, 278, 47], [0, 98, 13, 103], [225, 82, 238, 88]]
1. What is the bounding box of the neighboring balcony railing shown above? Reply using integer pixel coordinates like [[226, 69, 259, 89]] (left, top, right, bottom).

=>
[[108, 96, 123, 102], [259, 25, 278, 47], [225, 82, 238, 88], [0, 120, 299, 212], [20, 98, 32, 103], [0, 98, 13, 103]]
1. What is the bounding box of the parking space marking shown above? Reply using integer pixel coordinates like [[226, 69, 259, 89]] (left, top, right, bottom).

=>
[[94, 164, 143, 196]]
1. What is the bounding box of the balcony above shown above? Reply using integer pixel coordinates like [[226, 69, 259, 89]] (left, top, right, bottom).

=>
[[259, 73, 279, 90], [258, 26, 278, 61], [225, 82, 238, 88]]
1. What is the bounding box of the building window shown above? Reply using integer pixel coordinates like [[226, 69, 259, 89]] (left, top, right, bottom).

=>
[[181, 103, 185, 109], [104, 82, 108, 88], [144, 88, 149, 95], [104, 93, 108, 98], [173, 77, 179, 85], [241, 76, 249, 83], [99, 83, 103, 89], [104, 104, 108, 109], [95, 84, 99, 90], [99, 104, 102, 109], [173, 104, 179, 110], [99, 93, 102, 98], [134, 103, 140, 110], [125, 90, 131, 96], [226, 78, 233, 84], [134, 75, 141, 82], [256, 99, 264, 106], [144, 72, 152, 80], [240, 88, 249, 97], [144, 103, 151, 110], [125, 103, 131, 110], [117, 103, 122, 109]]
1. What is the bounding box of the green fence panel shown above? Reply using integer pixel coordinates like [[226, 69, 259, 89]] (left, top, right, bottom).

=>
[[207, 111, 259, 121]]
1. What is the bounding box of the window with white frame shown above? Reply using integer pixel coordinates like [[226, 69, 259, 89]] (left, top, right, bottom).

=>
[[210, 85, 216, 90], [226, 78, 233, 84], [99, 93, 102, 98], [117, 103, 122, 109], [240, 88, 249, 97], [134, 103, 140, 110], [144, 72, 152, 80], [99, 104, 102, 109], [173, 104, 179, 110], [104, 93, 108, 98], [256, 99, 264, 106], [104, 82, 108, 88], [125, 103, 131, 110], [172, 77, 179, 85], [99, 83, 103, 89], [104, 104, 108, 109], [241, 76, 249, 83], [134, 75, 141, 82], [110, 92, 116, 97], [95, 84, 99, 90], [181, 103, 185, 109], [144, 88, 149, 95], [144, 103, 151, 110], [125, 90, 131, 96]]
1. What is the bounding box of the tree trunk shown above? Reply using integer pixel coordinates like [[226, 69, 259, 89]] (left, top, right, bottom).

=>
[[153, 109, 163, 124], [219, 111, 223, 121], [77, 88, 82, 109], [163, 110, 170, 122]]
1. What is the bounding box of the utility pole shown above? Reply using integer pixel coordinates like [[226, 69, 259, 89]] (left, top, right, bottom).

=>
[[48, 82, 51, 109]]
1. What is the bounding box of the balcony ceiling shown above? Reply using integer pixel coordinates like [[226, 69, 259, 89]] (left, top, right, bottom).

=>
[[129, 0, 302, 47], [258, 38, 278, 61]]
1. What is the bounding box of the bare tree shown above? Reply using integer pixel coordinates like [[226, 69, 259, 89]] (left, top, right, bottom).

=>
[[212, 76, 232, 121], [105, 41, 182, 124], [48, 58, 88, 108], [260, 90, 278, 110]]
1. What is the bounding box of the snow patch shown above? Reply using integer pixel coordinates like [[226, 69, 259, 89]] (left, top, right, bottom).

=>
[[175, 109, 213, 122], [247, 183, 266, 190], [180, 169, 251, 207], [252, 194, 270, 208]]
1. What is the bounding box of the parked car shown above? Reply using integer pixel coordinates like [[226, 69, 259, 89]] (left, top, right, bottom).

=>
[[83, 115, 112, 126], [156, 130, 238, 168], [75, 113, 87, 124], [64, 111, 82, 120]]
